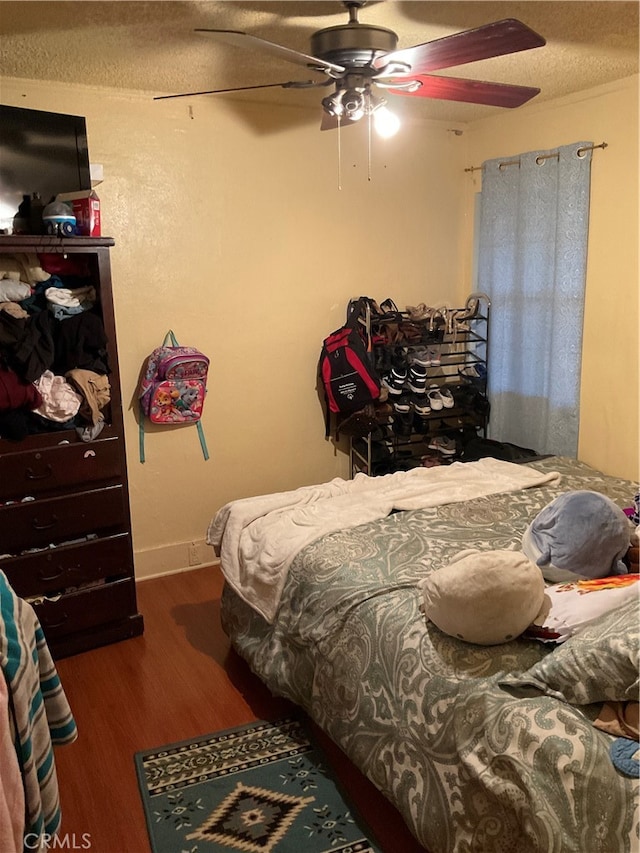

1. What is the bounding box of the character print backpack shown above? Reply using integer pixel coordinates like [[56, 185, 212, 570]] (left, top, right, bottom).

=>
[[319, 296, 381, 437], [138, 330, 209, 462]]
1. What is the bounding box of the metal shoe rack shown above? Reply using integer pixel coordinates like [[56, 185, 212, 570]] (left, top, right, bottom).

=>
[[350, 293, 490, 477]]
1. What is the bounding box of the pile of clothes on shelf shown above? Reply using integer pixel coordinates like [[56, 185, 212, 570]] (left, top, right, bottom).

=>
[[0, 252, 111, 441]]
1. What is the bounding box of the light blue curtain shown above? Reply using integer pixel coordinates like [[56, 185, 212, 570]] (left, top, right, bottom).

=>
[[477, 141, 593, 456]]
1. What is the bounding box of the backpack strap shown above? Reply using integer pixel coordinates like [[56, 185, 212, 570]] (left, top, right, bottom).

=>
[[196, 420, 209, 460], [347, 297, 374, 357], [163, 329, 180, 347], [346, 297, 368, 328], [139, 408, 208, 462], [139, 400, 147, 463], [324, 388, 332, 439]]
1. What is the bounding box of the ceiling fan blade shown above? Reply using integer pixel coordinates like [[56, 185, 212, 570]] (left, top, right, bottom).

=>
[[374, 19, 545, 75], [154, 80, 327, 101], [320, 112, 360, 131], [195, 29, 345, 75], [387, 74, 540, 108]]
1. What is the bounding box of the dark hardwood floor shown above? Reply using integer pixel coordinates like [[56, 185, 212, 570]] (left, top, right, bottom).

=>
[[53, 565, 427, 853]]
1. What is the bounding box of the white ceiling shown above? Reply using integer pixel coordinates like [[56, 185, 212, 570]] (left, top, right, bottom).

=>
[[1, 1, 638, 124]]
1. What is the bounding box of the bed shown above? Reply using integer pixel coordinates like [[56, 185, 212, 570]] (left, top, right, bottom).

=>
[[210, 455, 639, 853]]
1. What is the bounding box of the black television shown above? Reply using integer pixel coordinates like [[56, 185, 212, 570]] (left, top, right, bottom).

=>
[[0, 104, 92, 233]]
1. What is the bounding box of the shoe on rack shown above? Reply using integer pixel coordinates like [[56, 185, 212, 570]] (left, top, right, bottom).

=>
[[427, 306, 448, 331], [393, 394, 412, 413], [406, 303, 431, 321], [458, 363, 487, 386], [427, 386, 444, 411], [379, 298, 403, 321], [408, 346, 431, 367], [463, 295, 481, 318], [427, 346, 441, 367], [462, 363, 487, 379], [408, 363, 428, 394], [370, 423, 394, 442], [370, 440, 393, 465], [392, 412, 414, 437], [439, 387, 455, 409], [428, 435, 457, 456], [444, 308, 470, 336], [374, 402, 394, 422], [412, 394, 431, 416], [412, 413, 431, 433], [374, 347, 393, 374], [459, 364, 479, 379], [382, 366, 407, 396]]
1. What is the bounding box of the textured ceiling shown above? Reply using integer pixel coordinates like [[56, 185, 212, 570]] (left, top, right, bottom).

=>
[[1, 1, 638, 124]]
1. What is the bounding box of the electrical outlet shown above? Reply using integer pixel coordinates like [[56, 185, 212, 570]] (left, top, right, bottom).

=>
[[188, 542, 201, 566]]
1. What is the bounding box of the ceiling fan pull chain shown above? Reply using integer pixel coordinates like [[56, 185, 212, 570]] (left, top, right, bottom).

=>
[[337, 119, 342, 190], [367, 110, 372, 182]]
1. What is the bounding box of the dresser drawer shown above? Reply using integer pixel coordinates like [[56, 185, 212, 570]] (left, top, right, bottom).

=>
[[2, 533, 133, 598], [0, 436, 123, 501], [1, 485, 126, 553], [32, 577, 138, 641]]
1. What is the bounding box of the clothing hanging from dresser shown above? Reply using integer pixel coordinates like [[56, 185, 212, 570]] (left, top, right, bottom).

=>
[[0, 569, 77, 846]]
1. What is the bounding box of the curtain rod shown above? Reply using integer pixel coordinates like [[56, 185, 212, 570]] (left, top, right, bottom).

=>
[[464, 141, 608, 174]]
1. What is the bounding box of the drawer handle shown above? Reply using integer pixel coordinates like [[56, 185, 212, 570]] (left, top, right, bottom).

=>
[[39, 568, 65, 582], [32, 515, 59, 531], [44, 612, 68, 629], [26, 465, 53, 481]]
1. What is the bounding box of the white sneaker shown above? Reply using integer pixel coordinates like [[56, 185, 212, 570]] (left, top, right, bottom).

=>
[[440, 387, 455, 409], [427, 386, 444, 411]]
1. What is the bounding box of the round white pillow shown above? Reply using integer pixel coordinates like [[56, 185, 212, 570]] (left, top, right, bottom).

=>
[[419, 549, 545, 646]]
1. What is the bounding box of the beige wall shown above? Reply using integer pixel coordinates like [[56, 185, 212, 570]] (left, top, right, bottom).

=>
[[1, 77, 469, 576], [463, 75, 639, 483], [1, 74, 637, 578]]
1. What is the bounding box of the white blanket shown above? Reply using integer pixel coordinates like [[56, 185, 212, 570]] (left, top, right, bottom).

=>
[[207, 458, 561, 623]]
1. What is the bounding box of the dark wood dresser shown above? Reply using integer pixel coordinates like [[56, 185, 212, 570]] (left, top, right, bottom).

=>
[[0, 235, 143, 658]]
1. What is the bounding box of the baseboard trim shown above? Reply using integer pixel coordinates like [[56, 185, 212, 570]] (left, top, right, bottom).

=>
[[134, 539, 220, 580], [136, 562, 221, 583]]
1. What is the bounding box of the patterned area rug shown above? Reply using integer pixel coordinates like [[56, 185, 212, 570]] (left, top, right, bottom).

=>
[[135, 716, 382, 853]]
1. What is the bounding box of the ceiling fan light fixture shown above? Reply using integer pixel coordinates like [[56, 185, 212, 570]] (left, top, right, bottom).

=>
[[322, 90, 343, 117], [373, 105, 400, 138], [342, 88, 366, 120]]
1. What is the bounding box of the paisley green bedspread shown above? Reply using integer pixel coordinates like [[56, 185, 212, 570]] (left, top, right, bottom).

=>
[[220, 457, 639, 853]]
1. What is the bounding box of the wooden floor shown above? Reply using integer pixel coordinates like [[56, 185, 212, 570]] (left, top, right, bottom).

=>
[[53, 565, 427, 853]]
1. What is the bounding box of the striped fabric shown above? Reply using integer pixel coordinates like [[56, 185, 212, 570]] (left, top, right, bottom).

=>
[[0, 671, 24, 853], [0, 570, 77, 844]]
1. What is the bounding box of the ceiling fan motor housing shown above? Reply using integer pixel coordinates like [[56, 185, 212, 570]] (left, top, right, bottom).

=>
[[310, 23, 398, 70]]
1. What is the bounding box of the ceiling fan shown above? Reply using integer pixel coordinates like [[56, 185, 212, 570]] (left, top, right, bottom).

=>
[[156, 1, 546, 133]]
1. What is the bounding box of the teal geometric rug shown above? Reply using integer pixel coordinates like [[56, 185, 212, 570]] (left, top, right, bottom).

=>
[[134, 716, 382, 853]]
